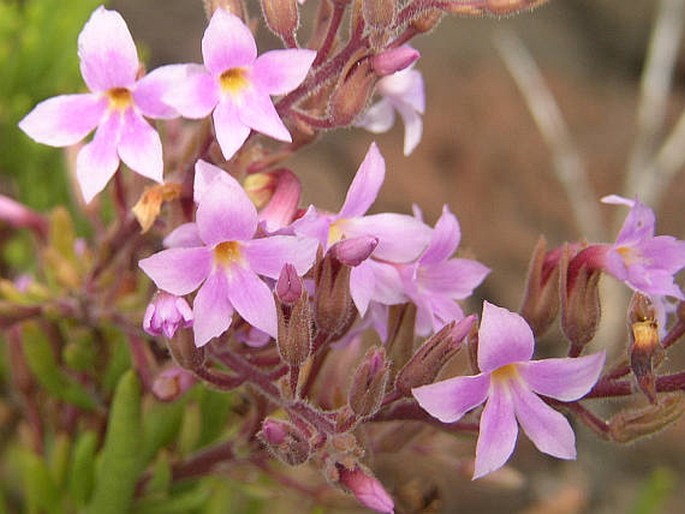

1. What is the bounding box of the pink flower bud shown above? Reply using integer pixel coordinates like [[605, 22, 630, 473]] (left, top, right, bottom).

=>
[[143, 291, 193, 339], [330, 236, 379, 267], [259, 418, 312, 466], [348, 346, 389, 419], [337, 464, 395, 513], [372, 46, 420, 76], [151, 366, 197, 401], [276, 263, 303, 305]]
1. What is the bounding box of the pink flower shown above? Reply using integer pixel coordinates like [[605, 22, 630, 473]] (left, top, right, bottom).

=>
[[601, 195, 685, 299], [356, 61, 425, 156], [412, 302, 605, 479], [139, 160, 318, 347], [337, 465, 395, 514], [165, 9, 316, 160], [293, 143, 432, 315], [399, 205, 490, 336], [18, 6, 181, 203]]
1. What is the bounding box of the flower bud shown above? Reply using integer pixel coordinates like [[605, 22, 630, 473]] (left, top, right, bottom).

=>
[[336, 463, 395, 514], [259, 417, 312, 466], [561, 245, 602, 355], [362, 0, 395, 30], [313, 247, 355, 336], [257, 169, 302, 232], [396, 316, 475, 395], [261, 0, 299, 43], [609, 392, 685, 443], [203, 0, 247, 20], [628, 293, 662, 404], [275, 264, 312, 366], [330, 57, 378, 127], [151, 366, 197, 401], [371, 46, 420, 77], [167, 330, 206, 371], [409, 8, 443, 34], [143, 291, 193, 339], [0, 194, 47, 240], [132, 183, 182, 233], [519, 237, 561, 337], [330, 236, 378, 267], [348, 346, 390, 419]]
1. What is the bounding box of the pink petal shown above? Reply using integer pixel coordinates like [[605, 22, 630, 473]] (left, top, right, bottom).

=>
[[213, 99, 251, 159], [395, 100, 423, 156], [244, 235, 318, 278], [202, 9, 257, 75], [510, 379, 576, 460], [478, 302, 534, 374], [356, 99, 395, 134], [134, 64, 187, 119], [428, 295, 465, 330], [350, 262, 375, 316], [419, 259, 490, 298], [615, 198, 656, 246], [291, 207, 331, 249], [380, 68, 425, 113], [196, 173, 257, 246], [76, 114, 122, 203], [138, 247, 211, 295], [343, 213, 431, 262], [473, 380, 518, 479], [518, 352, 605, 401], [237, 89, 291, 142], [118, 109, 163, 183], [78, 6, 138, 92], [193, 270, 234, 347], [420, 206, 460, 265], [164, 65, 219, 118], [252, 49, 316, 95], [227, 266, 277, 338], [194, 159, 228, 204], [367, 260, 406, 305], [163, 223, 202, 248], [340, 143, 385, 218], [412, 373, 490, 424], [18, 94, 106, 147]]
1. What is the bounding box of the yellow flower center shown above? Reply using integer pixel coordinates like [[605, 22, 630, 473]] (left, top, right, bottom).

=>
[[219, 67, 249, 95], [491, 363, 519, 383], [328, 221, 345, 247], [214, 241, 242, 267], [106, 87, 133, 111], [617, 245, 636, 265]]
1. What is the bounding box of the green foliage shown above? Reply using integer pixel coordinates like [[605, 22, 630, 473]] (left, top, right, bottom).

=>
[[0, 0, 101, 210], [631, 467, 676, 514]]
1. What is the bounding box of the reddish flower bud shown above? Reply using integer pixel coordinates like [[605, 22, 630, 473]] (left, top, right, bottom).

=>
[[261, 0, 299, 43], [362, 0, 396, 30], [143, 291, 193, 339], [275, 264, 312, 366], [337, 464, 395, 513], [628, 293, 662, 403], [372, 46, 420, 77], [395, 315, 476, 395], [151, 366, 197, 401], [519, 237, 561, 337], [256, 169, 302, 232], [609, 392, 685, 443], [330, 57, 378, 127], [167, 330, 206, 371], [259, 418, 312, 466], [313, 247, 357, 336], [561, 245, 602, 355], [348, 346, 390, 419]]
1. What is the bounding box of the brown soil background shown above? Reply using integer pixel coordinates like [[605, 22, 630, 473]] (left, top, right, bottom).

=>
[[112, 1, 685, 513]]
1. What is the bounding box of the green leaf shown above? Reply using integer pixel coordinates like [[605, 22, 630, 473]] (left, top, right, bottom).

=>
[[85, 370, 144, 514], [67, 430, 98, 509], [142, 396, 187, 465], [18, 448, 65, 514]]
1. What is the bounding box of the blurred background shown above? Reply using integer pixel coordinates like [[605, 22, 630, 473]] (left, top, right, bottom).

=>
[[3, 0, 685, 512]]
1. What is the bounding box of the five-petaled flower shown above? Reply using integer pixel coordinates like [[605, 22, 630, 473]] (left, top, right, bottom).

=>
[[600, 195, 685, 299], [18, 6, 182, 203], [164, 8, 316, 160], [139, 160, 317, 347], [412, 301, 605, 479]]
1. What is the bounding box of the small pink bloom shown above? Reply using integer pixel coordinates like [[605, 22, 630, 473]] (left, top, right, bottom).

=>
[[139, 160, 317, 347], [18, 6, 182, 203], [413, 302, 605, 479], [165, 9, 316, 160], [356, 60, 425, 156], [143, 291, 194, 339], [151, 366, 197, 401]]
